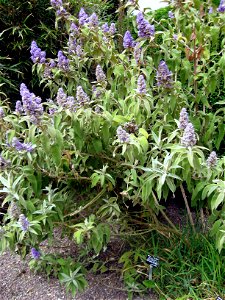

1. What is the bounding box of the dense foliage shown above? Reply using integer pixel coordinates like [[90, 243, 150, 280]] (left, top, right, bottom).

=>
[[0, 0, 225, 298]]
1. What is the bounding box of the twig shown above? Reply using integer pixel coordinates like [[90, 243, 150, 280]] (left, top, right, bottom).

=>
[[180, 184, 196, 233]]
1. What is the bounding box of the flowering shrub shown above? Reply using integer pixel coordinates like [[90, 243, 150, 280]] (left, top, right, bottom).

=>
[[0, 0, 225, 297]]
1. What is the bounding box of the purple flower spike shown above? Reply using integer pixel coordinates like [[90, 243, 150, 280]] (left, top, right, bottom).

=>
[[76, 86, 90, 106], [96, 65, 106, 82], [136, 12, 155, 38], [181, 123, 197, 147], [12, 137, 35, 152], [50, 0, 62, 9], [109, 23, 116, 35], [178, 108, 189, 129], [70, 22, 79, 36], [76, 45, 84, 57], [137, 75, 146, 95], [156, 61, 173, 88], [31, 248, 41, 260], [19, 214, 30, 232], [218, 0, 225, 12], [79, 8, 88, 26], [123, 31, 135, 49], [168, 11, 175, 19], [30, 41, 46, 64], [57, 50, 69, 71], [15, 101, 24, 115], [0, 107, 5, 118], [116, 126, 130, 143], [134, 43, 142, 64], [102, 23, 109, 33], [88, 13, 99, 27], [206, 151, 217, 168]]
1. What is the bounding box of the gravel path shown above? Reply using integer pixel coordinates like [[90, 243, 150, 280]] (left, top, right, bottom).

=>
[[0, 251, 157, 300]]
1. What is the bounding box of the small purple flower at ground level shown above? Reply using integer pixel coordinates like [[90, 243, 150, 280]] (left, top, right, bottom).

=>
[[156, 61, 173, 88], [136, 12, 155, 38], [96, 65, 106, 83], [206, 151, 217, 168], [79, 8, 88, 26], [137, 75, 147, 95], [88, 13, 99, 27], [178, 108, 189, 129], [31, 248, 41, 260], [57, 51, 69, 71], [168, 11, 175, 19], [181, 123, 197, 147], [30, 41, 46, 64], [218, 0, 225, 12], [76, 86, 90, 106], [19, 214, 30, 232], [0, 107, 5, 118], [117, 126, 131, 143], [123, 31, 135, 49]]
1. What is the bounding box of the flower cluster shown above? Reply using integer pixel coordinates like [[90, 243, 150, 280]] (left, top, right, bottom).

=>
[[76, 86, 90, 106], [116, 126, 131, 143], [30, 41, 46, 64], [75, 44, 84, 57], [218, 0, 225, 13], [102, 23, 116, 35], [11, 137, 35, 152], [96, 65, 106, 83], [137, 75, 147, 95], [134, 43, 142, 64], [70, 22, 79, 36], [181, 123, 197, 147], [56, 88, 76, 111], [123, 31, 135, 49], [68, 36, 77, 54], [50, 0, 67, 16], [156, 61, 173, 88], [31, 248, 41, 260], [43, 59, 56, 78], [19, 83, 44, 124], [168, 11, 175, 19], [50, 0, 62, 8], [19, 214, 30, 232], [57, 51, 69, 71], [136, 12, 155, 38], [178, 108, 189, 129], [92, 86, 102, 99], [206, 151, 217, 168], [79, 8, 88, 26], [8, 202, 21, 219], [88, 13, 99, 28], [0, 107, 5, 118]]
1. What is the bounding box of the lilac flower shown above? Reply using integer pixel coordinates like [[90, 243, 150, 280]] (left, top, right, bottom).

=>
[[47, 99, 57, 115], [137, 75, 146, 95], [181, 123, 197, 147], [116, 126, 131, 143], [70, 22, 79, 36], [31, 248, 41, 260], [102, 23, 109, 33], [218, 0, 225, 12], [0, 107, 5, 118], [30, 41, 46, 64], [43, 59, 56, 78], [136, 12, 155, 38], [12, 137, 35, 152], [8, 202, 21, 219], [20, 83, 43, 124], [88, 13, 99, 27], [15, 101, 23, 115], [57, 51, 69, 71], [209, 7, 213, 14], [92, 86, 102, 98], [96, 65, 106, 83], [123, 31, 135, 49], [109, 23, 116, 35], [134, 43, 142, 64], [56, 88, 77, 111], [76, 45, 84, 57], [76, 86, 90, 106], [79, 8, 88, 26], [68, 36, 77, 54], [0, 155, 10, 169], [19, 214, 30, 232], [168, 11, 175, 19], [156, 61, 173, 88], [178, 108, 189, 129], [50, 0, 62, 8], [56, 6, 67, 17], [206, 151, 217, 168]]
